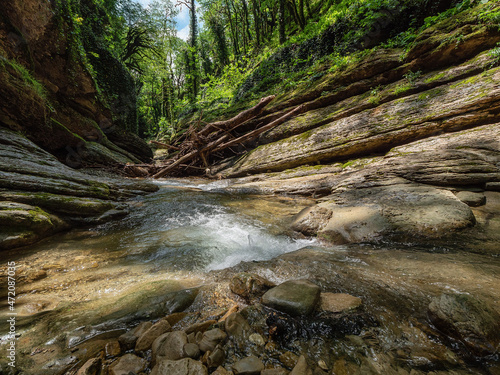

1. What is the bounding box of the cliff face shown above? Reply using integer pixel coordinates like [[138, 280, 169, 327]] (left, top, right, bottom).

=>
[[0, 0, 157, 250], [214, 2, 500, 246], [0, 0, 152, 165]]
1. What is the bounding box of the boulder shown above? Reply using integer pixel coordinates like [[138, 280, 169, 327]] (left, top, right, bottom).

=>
[[232, 356, 265, 375], [151, 358, 208, 375], [104, 341, 121, 358], [262, 280, 321, 316], [183, 343, 201, 359], [108, 354, 146, 375], [135, 319, 171, 351], [428, 293, 500, 355]]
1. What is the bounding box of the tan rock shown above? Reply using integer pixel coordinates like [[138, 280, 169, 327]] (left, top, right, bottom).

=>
[[136, 319, 171, 351], [319, 293, 362, 313], [109, 354, 146, 375]]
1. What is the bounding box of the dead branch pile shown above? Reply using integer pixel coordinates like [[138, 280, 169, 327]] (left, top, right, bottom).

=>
[[150, 96, 305, 178]]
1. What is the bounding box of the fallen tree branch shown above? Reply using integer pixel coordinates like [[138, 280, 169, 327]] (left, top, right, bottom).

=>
[[153, 150, 198, 178], [198, 95, 275, 136], [149, 140, 180, 150], [213, 104, 305, 152]]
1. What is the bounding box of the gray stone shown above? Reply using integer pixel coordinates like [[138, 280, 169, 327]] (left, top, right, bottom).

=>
[[456, 191, 486, 207], [225, 313, 252, 338], [185, 320, 217, 334], [109, 354, 146, 375], [207, 346, 225, 368], [136, 319, 171, 351], [151, 358, 208, 375], [153, 330, 188, 362], [213, 366, 233, 375], [428, 293, 500, 355], [232, 356, 265, 375], [262, 280, 321, 316]]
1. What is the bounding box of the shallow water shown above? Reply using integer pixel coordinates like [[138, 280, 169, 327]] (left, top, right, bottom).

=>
[[0, 179, 499, 374]]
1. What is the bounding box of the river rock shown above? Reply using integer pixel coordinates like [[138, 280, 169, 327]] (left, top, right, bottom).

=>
[[153, 330, 188, 362], [232, 356, 265, 375], [290, 356, 313, 375], [76, 357, 101, 375], [199, 328, 227, 352], [455, 191, 486, 207], [225, 312, 252, 338], [104, 340, 121, 358], [213, 366, 233, 375], [230, 272, 275, 301], [207, 346, 226, 368], [151, 358, 208, 375], [428, 293, 500, 355], [108, 354, 146, 375], [184, 343, 201, 359], [135, 319, 171, 351], [319, 293, 362, 313], [186, 320, 217, 334], [262, 280, 321, 316], [262, 368, 289, 375], [165, 312, 188, 326]]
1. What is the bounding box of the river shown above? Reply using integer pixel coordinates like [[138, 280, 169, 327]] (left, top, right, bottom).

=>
[[0, 179, 499, 374]]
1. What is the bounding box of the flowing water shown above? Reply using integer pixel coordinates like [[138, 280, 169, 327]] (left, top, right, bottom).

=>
[[0, 179, 499, 374]]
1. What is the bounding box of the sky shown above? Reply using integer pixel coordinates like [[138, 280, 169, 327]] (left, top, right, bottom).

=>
[[135, 0, 191, 40]]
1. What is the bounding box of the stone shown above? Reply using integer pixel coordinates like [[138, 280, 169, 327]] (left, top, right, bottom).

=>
[[153, 330, 188, 362], [133, 321, 153, 336], [183, 343, 201, 359], [135, 319, 171, 351], [262, 368, 289, 375], [232, 356, 265, 375], [104, 340, 121, 358], [279, 352, 299, 369], [207, 346, 225, 368], [249, 333, 265, 346], [290, 356, 313, 375], [428, 293, 500, 355], [225, 313, 252, 338], [213, 366, 233, 375], [262, 280, 321, 316], [319, 293, 362, 313], [151, 358, 208, 375], [109, 354, 146, 375], [76, 357, 100, 375], [164, 312, 188, 326], [455, 191, 486, 207], [230, 273, 275, 301], [198, 328, 227, 353], [185, 320, 217, 335], [118, 331, 137, 352]]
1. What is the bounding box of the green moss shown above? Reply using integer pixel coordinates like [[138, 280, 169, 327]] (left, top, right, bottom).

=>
[[392, 83, 412, 96], [424, 72, 447, 84], [0, 56, 48, 101]]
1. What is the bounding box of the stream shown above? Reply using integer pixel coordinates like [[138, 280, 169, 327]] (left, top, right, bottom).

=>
[[0, 179, 499, 374]]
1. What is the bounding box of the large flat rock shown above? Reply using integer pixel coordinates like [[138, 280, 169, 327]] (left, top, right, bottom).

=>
[[262, 279, 321, 316]]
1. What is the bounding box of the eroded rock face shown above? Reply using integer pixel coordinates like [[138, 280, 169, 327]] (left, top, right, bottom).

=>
[[428, 293, 500, 356], [0, 127, 158, 249]]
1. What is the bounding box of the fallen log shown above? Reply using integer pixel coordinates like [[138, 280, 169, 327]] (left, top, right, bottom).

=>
[[149, 140, 180, 150], [213, 104, 305, 152], [153, 150, 198, 178], [198, 95, 275, 136]]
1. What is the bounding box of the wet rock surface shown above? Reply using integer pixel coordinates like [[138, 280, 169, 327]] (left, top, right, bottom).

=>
[[0, 126, 158, 249], [262, 280, 321, 316]]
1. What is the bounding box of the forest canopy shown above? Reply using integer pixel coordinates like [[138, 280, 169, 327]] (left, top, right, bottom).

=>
[[60, 0, 497, 141]]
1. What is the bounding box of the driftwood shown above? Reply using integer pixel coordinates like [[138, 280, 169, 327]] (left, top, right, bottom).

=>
[[149, 140, 180, 150], [152, 95, 304, 178]]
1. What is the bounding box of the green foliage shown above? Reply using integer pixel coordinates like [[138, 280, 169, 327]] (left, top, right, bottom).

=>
[[488, 44, 500, 67], [0, 57, 48, 102]]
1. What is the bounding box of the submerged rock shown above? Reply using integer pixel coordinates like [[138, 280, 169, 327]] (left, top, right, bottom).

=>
[[262, 280, 321, 316], [230, 272, 275, 302], [428, 293, 500, 356], [232, 356, 264, 375], [319, 293, 362, 313]]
